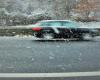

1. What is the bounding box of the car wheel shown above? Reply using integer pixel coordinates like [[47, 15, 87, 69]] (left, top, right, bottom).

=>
[[33, 32, 37, 37], [81, 33, 93, 40], [42, 33, 54, 39]]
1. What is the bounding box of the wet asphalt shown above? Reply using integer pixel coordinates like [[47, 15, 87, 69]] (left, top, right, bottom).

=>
[[0, 37, 99, 73]]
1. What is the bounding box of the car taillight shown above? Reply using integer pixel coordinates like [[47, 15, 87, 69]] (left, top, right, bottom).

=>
[[32, 27, 41, 31]]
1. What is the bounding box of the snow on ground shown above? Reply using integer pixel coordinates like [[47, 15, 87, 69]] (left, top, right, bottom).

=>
[[0, 35, 35, 40], [0, 35, 100, 42]]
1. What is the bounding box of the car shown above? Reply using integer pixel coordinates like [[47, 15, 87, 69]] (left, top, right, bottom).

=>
[[32, 20, 98, 40]]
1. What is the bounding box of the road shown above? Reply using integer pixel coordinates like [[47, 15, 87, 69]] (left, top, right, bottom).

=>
[[0, 36, 100, 79], [0, 36, 99, 73]]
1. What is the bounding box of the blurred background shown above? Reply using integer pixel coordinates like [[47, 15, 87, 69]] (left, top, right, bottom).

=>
[[0, 0, 100, 26]]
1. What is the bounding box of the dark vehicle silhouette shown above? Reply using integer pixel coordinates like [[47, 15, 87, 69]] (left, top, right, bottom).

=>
[[32, 20, 97, 40]]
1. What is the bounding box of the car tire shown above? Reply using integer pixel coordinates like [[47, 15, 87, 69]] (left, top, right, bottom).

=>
[[42, 33, 54, 39]]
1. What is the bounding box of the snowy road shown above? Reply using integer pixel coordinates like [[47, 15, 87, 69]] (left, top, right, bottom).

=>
[[0, 36, 99, 73]]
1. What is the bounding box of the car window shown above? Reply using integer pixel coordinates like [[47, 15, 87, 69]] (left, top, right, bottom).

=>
[[40, 21, 62, 26], [62, 21, 79, 28], [40, 21, 79, 28]]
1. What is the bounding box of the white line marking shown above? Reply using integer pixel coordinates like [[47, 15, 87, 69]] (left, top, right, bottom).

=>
[[0, 71, 100, 77], [34, 38, 78, 41]]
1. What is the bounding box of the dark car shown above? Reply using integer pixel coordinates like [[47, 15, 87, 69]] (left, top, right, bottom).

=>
[[32, 20, 98, 40]]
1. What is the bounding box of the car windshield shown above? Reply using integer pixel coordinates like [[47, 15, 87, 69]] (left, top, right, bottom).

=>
[[40, 21, 79, 28]]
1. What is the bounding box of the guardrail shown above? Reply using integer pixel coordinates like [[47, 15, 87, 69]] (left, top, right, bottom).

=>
[[0, 28, 33, 36], [0, 27, 100, 36]]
